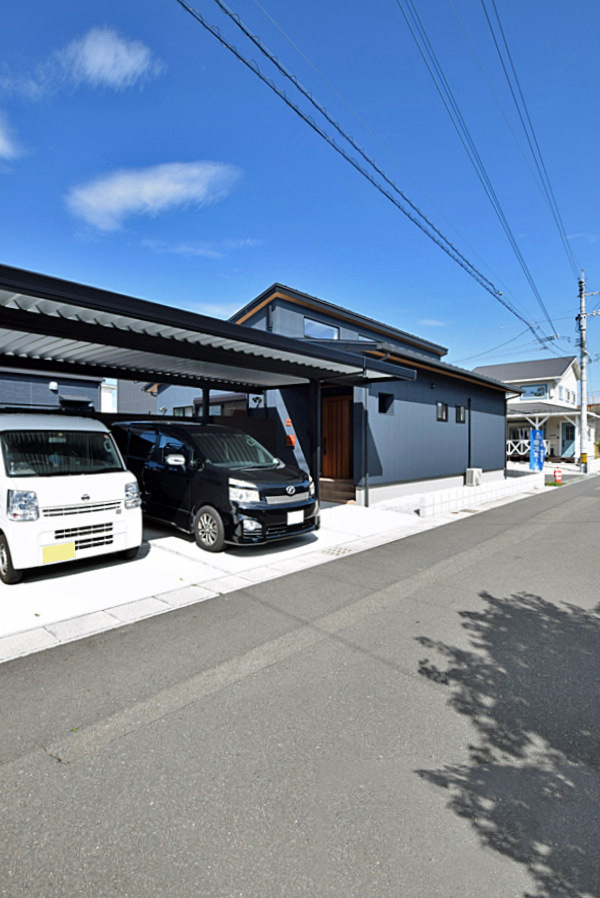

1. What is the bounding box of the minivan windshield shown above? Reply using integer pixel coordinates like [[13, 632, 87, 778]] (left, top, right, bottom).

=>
[[192, 430, 278, 469], [1, 430, 125, 478]]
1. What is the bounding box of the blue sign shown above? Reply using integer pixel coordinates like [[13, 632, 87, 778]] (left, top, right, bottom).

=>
[[529, 428, 545, 471]]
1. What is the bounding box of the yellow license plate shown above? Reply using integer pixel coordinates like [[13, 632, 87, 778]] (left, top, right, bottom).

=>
[[43, 542, 76, 564]]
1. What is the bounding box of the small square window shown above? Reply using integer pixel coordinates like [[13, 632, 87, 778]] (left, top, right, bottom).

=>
[[456, 405, 466, 423], [436, 402, 448, 422], [378, 393, 394, 414]]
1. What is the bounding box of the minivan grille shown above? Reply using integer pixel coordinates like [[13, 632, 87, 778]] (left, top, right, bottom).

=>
[[42, 501, 121, 517], [54, 523, 114, 551], [265, 522, 309, 538], [264, 491, 309, 505]]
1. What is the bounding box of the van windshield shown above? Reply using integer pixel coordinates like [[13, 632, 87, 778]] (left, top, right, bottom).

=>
[[1, 430, 125, 478], [192, 431, 278, 469]]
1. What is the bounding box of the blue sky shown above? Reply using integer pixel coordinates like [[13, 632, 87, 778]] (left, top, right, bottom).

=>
[[2, 0, 600, 391]]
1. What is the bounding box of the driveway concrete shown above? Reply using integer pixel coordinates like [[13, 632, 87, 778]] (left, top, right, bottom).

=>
[[0, 470, 576, 663]]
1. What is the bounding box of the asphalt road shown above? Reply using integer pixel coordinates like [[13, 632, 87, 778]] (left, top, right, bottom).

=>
[[2, 476, 600, 898]]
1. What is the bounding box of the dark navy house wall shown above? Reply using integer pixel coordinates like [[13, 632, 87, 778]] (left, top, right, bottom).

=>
[[353, 376, 505, 488], [0, 372, 100, 410], [259, 299, 443, 359]]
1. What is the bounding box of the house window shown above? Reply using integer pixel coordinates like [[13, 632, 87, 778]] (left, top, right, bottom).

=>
[[304, 317, 339, 340], [519, 383, 548, 399], [378, 393, 394, 414], [436, 402, 448, 422], [173, 406, 194, 417], [456, 405, 466, 423], [558, 386, 563, 400]]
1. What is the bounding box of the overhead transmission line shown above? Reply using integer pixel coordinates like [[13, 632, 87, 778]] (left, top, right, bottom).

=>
[[394, 0, 558, 338], [480, 0, 579, 279], [173, 0, 555, 351], [251, 0, 529, 321]]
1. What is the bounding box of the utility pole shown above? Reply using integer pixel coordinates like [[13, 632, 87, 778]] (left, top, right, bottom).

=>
[[576, 269, 600, 472], [578, 272, 588, 471]]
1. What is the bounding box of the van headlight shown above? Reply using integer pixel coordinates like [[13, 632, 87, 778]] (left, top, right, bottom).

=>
[[124, 482, 142, 509], [7, 489, 39, 522], [229, 479, 260, 504], [309, 476, 315, 497]]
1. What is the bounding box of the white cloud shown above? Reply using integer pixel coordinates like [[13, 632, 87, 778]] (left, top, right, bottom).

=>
[[144, 237, 260, 259], [0, 111, 21, 159], [1, 27, 163, 98], [58, 27, 164, 89], [418, 318, 447, 327], [66, 161, 242, 230]]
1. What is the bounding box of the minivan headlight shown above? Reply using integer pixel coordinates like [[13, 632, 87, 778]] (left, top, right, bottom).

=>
[[124, 481, 142, 509], [229, 479, 260, 504], [308, 476, 315, 497], [7, 489, 39, 522]]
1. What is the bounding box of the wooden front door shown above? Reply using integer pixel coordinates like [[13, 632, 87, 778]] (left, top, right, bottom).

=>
[[322, 394, 352, 478]]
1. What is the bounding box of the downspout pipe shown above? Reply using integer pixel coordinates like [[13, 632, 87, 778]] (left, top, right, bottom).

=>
[[467, 397, 472, 470], [363, 385, 370, 508]]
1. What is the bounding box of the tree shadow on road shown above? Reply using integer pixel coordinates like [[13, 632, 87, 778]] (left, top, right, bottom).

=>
[[416, 591, 600, 898]]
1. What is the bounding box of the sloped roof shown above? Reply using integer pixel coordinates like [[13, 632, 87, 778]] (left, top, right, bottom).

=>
[[232, 283, 448, 358], [473, 356, 578, 382], [507, 402, 580, 416]]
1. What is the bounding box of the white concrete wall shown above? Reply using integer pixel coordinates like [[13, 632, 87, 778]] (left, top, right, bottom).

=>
[[356, 468, 506, 506]]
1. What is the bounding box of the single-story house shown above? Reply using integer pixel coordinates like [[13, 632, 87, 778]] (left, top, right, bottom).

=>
[[230, 284, 512, 503]]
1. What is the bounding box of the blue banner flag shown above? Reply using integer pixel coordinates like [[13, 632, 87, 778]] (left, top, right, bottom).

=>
[[529, 428, 545, 471]]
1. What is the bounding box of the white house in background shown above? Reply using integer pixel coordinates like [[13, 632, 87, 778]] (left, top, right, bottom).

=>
[[473, 356, 599, 461]]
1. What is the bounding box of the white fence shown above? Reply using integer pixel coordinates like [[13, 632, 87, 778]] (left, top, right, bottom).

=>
[[507, 439, 551, 457]]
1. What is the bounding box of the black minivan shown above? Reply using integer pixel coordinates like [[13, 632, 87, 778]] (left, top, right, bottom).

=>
[[111, 421, 319, 552]]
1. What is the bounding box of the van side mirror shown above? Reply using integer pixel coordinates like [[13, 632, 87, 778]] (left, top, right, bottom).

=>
[[165, 454, 186, 467]]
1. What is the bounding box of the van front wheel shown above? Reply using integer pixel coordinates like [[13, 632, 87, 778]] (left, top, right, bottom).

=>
[[0, 534, 23, 585], [193, 506, 225, 552]]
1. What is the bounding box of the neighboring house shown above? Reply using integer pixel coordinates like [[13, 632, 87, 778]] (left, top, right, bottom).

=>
[[116, 380, 247, 417], [0, 368, 101, 411], [473, 356, 599, 460], [231, 284, 512, 503]]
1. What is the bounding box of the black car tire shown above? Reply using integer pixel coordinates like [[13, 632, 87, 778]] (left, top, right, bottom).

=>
[[193, 506, 226, 552], [119, 546, 140, 561], [0, 533, 23, 585]]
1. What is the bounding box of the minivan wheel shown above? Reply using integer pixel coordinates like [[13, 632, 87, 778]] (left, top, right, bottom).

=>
[[193, 506, 225, 552], [0, 533, 23, 585], [118, 546, 140, 561]]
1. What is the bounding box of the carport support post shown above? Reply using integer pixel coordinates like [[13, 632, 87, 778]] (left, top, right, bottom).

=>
[[201, 388, 210, 423], [310, 379, 321, 502]]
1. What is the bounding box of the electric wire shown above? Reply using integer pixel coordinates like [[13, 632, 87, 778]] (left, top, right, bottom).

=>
[[208, 0, 498, 295], [250, 0, 532, 325], [173, 0, 554, 352], [395, 0, 558, 337], [481, 0, 580, 279], [447, 0, 546, 194]]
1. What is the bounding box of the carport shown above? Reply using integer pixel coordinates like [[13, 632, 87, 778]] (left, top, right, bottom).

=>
[[0, 264, 416, 497]]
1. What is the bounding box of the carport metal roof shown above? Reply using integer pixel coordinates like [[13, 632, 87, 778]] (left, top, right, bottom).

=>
[[0, 265, 415, 392]]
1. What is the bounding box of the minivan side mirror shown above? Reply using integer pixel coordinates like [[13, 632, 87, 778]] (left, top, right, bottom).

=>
[[165, 453, 186, 467]]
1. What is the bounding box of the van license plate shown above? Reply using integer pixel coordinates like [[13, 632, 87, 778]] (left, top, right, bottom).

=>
[[43, 542, 76, 564], [287, 510, 304, 526]]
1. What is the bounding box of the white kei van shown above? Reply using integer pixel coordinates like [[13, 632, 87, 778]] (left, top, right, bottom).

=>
[[0, 414, 143, 584]]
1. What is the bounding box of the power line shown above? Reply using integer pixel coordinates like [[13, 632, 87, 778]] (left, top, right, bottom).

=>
[[395, 0, 558, 337], [481, 0, 580, 279], [173, 0, 554, 351], [250, 0, 532, 320], [207, 0, 499, 296]]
